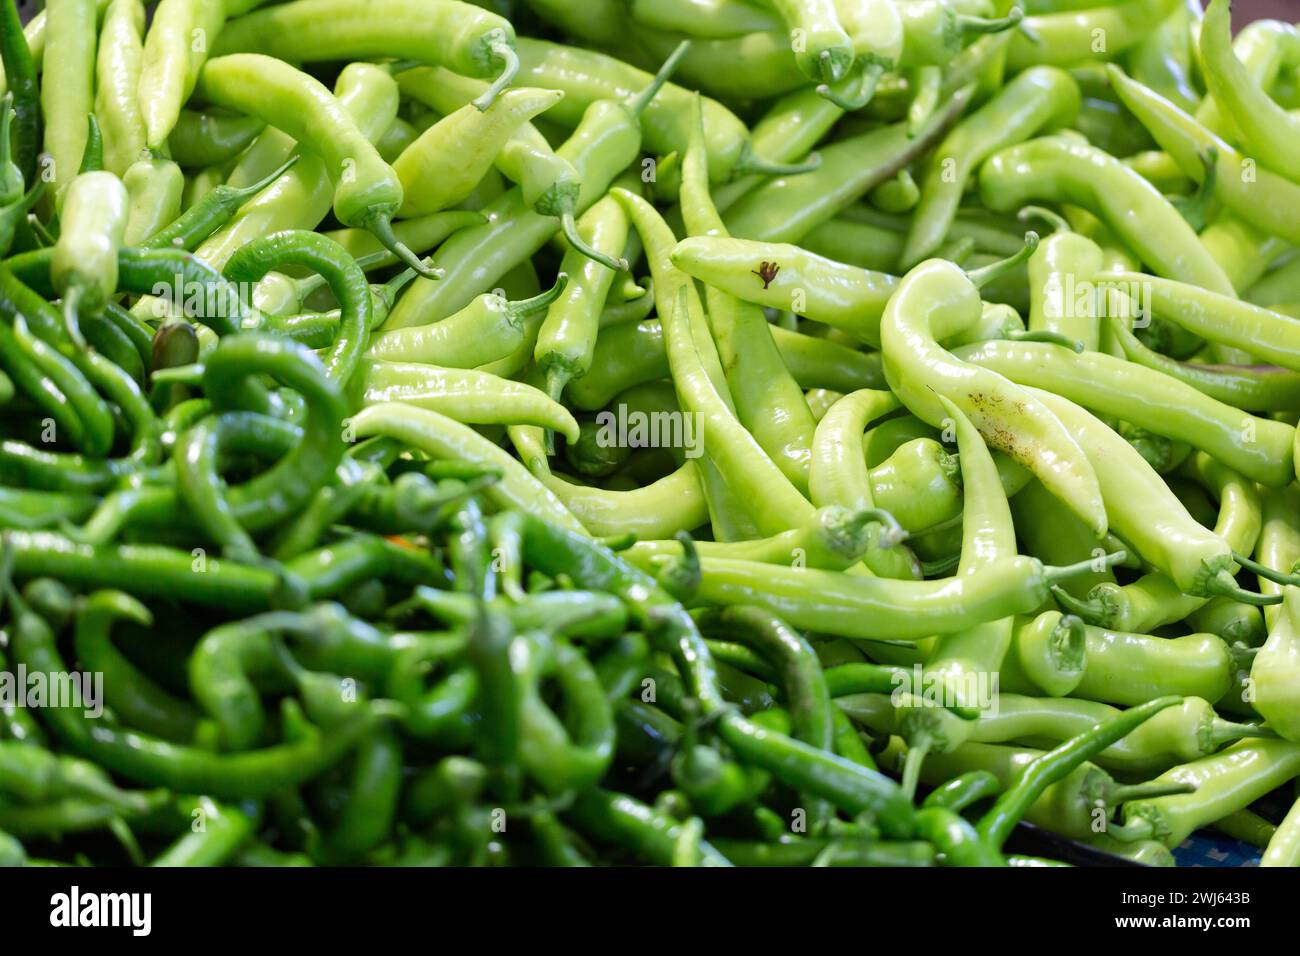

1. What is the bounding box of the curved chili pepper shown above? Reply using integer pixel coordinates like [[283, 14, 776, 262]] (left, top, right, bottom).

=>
[[214, 0, 520, 111], [976, 695, 1184, 848], [957, 339, 1295, 487], [195, 54, 434, 278], [1122, 739, 1300, 847], [74, 589, 202, 742]]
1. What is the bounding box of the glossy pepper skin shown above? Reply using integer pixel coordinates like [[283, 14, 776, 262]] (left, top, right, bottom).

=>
[[979, 135, 1236, 297], [1123, 740, 1300, 847], [213, 0, 521, 108]]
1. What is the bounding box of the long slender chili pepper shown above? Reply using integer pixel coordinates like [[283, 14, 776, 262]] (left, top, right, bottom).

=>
[[904, 66, 1079, 267], [223, 230, 370, 385], [214, 0, 520, 111], [143, 156, 298, 251], [977, 695, 1183, 849], [0, 0, 41, 183], [956, 339, 1295, 487]]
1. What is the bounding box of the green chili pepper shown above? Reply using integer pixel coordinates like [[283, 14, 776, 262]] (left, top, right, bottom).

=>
[[1122, 739, 1300, 847], [393, 86, 563, 217], [0, 0, 41, 183], [41, 0, 97, 194], [215, 0, 520, 111], [957, 339, 1295, 487], [195, 55, 433, 278], [168, 109, 266, 169], [1109, 63, 1300, 247], [976, 695, 1184, 848]]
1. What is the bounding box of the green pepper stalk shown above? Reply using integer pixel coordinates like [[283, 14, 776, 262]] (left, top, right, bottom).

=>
[[1103, 270, 1300, 376], [767, 0, 856, 85], [1110, 315, 1300, 413], [901, 2, 1026, 69], [816, 0, 904, 111]]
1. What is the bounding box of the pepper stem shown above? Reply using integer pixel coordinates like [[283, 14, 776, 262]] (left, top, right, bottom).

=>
[[1049, 584, 1099, 619], [1211, 720, 1274, 746], [62, 286, 86, 349], [1106, 780, 1197, 805], [1233, 550, 1300, 587], [472, 40, 521, 112], [1230, 644, 1259, 668], [597, 531, 638, 552], [78, 113, 103, 174], [1008, 329, 1085, 352], [1170, 147, 1219, 231], [542, 364, 571, 456], [1017, 205, 1071, 235], [561, 210, 628, 272], [966, 232, 1039, 289], [657, 531, 701, 601], [846, 507, 907, 548], [1102, 819, 1157, 843], [506, 272, 569, 319], [1205, 569, 1283, 606], [733, 146, 823, 177], [1045, 551, 1126, 583], [900, 734, 932, 802], [225, 154, 300, 207], [365, 212, 443, 280], [627, 41, 692, 118], [816, 59, 885, 112], [958, 9, 1024, 36]]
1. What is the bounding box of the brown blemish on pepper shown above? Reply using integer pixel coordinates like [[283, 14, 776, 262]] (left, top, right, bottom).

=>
[[753, 261, 780, 289]]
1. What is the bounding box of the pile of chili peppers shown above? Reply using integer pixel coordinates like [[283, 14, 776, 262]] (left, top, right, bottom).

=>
[[1, 0, 1300, 868]]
